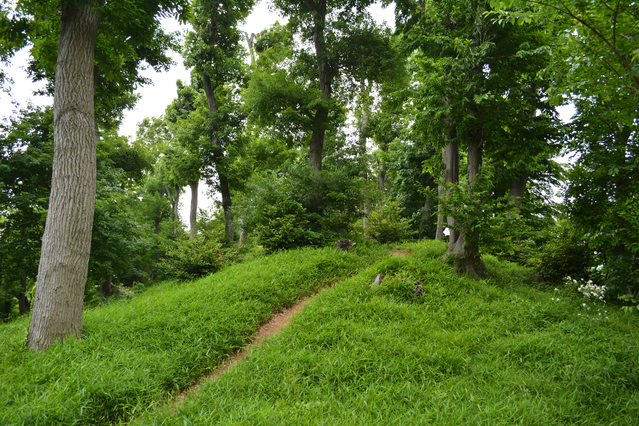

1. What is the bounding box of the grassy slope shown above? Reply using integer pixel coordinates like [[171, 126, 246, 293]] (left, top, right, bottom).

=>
[[0, 246, 386, 425], [138, 241, 639, 425]]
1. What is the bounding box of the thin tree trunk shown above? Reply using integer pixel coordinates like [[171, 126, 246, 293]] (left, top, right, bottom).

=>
[[419, 176, 437, 238], [443, 141, 459, 250], [435, 182, 445, 241], [163, 184, 180, 236], [307, 0, 330, 177], [358, 82, 371, 229], [15, 269, 30, 314], [28, 2, 101, 351], [378, 164, 387, 193], [100, 274, 112, 297], [202, 73, 234, 241], [189, 180, 198, 239]]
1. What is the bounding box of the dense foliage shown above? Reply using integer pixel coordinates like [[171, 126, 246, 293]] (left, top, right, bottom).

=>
[[0, 0, 635, 343]]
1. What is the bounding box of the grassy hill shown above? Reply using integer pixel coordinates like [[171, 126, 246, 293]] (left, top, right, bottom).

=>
[[2, 241, 638, 425]]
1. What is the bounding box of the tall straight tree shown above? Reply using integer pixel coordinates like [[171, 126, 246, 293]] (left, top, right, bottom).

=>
[[271, 0, 386, 175], [184, 0, 255, 241], [26, 1, 102, 351], [8, 0, 188, 351]]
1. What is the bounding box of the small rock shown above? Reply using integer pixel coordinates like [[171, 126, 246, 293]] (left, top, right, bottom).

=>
[[372, 273, 384, 286]]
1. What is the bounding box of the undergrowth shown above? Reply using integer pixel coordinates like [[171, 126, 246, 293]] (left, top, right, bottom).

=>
[[0, 245, 386, 425], [137, 240, 639, 425]]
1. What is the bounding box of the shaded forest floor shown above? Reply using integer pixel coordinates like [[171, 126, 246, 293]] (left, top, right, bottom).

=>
[[1, 241, 638, 425]]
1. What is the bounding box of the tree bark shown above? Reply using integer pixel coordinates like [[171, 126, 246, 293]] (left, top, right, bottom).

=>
[[419, 176, 437, 238], [27, 2, 101, 351], [189, 180, 198, 239], [508, 171, 528, 215], [15, 269, 31, 314], [202, 73, 234, 241], [164, 184, 180, 236], [307, 0, 330, 176], [443, 141, 459, 250], [450, 136, 487, 277], [100, 274, 112, 297], [435, 182, 445, 241]]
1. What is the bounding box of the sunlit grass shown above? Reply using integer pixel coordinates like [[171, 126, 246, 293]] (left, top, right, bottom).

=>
[[0, 245, 386, 425], [138, 241, 639, 425]]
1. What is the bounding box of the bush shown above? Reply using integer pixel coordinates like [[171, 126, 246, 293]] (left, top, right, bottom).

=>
[[158, 235, 224, 280], [535, 221, 597, 286], [235, 161, 364, 251], [255, 195, 322, 253], [365, 198, 415, 244]]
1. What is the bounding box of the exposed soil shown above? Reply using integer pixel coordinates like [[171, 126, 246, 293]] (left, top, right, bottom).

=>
[[391, 249, 411, 257], [170, 295, 313, 409]]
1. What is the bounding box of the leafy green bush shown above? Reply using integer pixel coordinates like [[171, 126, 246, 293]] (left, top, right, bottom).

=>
[[235, 161, 364, 251], [255, 195, 322, 252], [364, 198, 414, 243], [535, 221, 597, 287], [158, 235, 224, 280]]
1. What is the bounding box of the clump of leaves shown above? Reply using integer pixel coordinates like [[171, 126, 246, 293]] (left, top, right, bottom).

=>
[[535, 220, 597, 287], [365, 198, 414, 244], [158, 235, 224, 280]]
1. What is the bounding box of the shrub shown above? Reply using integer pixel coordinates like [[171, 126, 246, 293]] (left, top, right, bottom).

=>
[[158, 235, 224, 280], [365, 198, 415, 244], [255, 195, 322, 253], [235, 161, 364, 251], [535, 221, 597, 286]]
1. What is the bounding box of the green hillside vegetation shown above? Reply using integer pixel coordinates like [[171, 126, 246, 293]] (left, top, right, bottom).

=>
[[0, 246, 387, 424], [2, 241, 638, 425]]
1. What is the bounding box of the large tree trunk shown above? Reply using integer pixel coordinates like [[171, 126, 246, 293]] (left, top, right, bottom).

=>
[[189, 180, 198, 239], [202, 73, 234, 241], [307, 0, 330, 176], [450, 136, 487, 277], [27, 2, 101, 351]]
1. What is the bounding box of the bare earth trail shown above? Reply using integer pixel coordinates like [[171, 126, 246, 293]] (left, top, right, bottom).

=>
[[167, 248, 411, 411]]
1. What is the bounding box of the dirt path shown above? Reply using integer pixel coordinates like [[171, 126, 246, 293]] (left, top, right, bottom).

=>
[[170, 295, 312, 409], [169, 248, 409, 410]]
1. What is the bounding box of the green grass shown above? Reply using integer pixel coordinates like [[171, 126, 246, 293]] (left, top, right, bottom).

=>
[[0, 245, 387, 425], [136, 241, 639, 425]]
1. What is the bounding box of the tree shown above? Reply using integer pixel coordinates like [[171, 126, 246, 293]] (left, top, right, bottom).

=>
[[184, 0, 255, 241], [491, 0, 638, 295], [395, 0, 560, 276], [6, 0, 188, 351], [25, 1, 102, 351], [268, 1, 396, 176]]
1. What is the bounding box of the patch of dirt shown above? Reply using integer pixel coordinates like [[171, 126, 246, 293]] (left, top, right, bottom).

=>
[[170, 296, 312, 409], [391, 249, 412, 257]]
